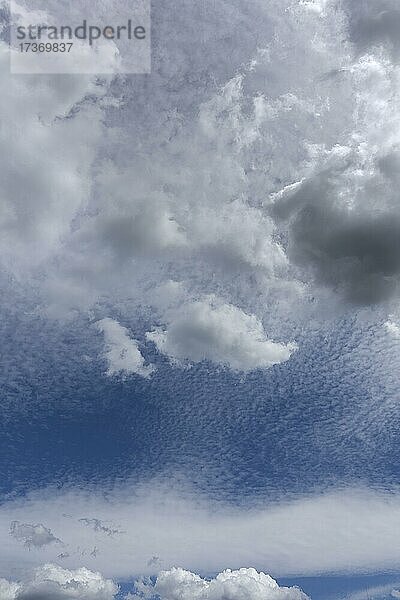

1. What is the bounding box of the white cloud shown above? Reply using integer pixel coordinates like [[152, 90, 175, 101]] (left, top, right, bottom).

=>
[[299, 0, 329, 15], [3, 484, 400, 580], [336, 582, 400, 600], [0, 564, 118, 600], [1, 0, 383, 358], [0, 579, 20, 600], [96, 318, 154, 379], [2, 0, 400, 342], [0, 566, 310, 600], [385, 320, 400, 337], [146, 297, 297, 372], [137, 567, 308, 600], [0, 40, 109, 272]]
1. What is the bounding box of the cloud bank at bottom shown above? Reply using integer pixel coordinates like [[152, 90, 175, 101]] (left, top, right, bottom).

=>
[[0, 565, 308, 600]]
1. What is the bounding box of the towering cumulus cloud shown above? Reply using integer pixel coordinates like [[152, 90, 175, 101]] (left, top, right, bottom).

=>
[[267, 0, 400, 305], [0, 567, 309, 600], [6, 0, 400, 363], [0, 564, 118, 600], [3, 0, 400, 353], [135, 568, 309, 600]]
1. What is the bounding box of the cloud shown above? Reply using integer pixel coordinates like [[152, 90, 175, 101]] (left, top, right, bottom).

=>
[[272, 179, 400, 303], [0, 564, 118, 600], [146, 296, 297, 372], [385, 320, 400, 337], [10, 521, 61, 549], [0, 579, 20, 600], [0, 566, 310, 600], [136, 567, 309, 600], [299, 0, 329, 15], [336, 582, 400, 600], [4, 484, 400, 580], [262, 4, 400, 308], [345, 0, 400, 60], [3, 0, 400, 345], [146, 556, 161, 568], [78, 519, 123, 537], [2, 0, 387, 356], [96, 318, 154, 379], [270, 55, 400, 305], [0, 38, 109, 273]]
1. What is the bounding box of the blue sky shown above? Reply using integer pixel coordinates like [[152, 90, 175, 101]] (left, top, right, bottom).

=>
[[2, 0, 400, 599], [2, 307, 399, 501]]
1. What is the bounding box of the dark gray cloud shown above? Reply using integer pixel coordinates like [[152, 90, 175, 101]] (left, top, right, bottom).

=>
[[346, 0, 400, 58], [271, 147, 400, 305], [292, 207, 400, 304]]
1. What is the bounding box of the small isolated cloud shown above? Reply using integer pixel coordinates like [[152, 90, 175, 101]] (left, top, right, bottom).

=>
[[79, 519, 123, 537], [10, 521, 61, 549], [96, 318, 154, 379], [135, 567, 309, 600], [0, 563, 118, 600], [146, 297, 297, 372], [146, 556, 162, 568]]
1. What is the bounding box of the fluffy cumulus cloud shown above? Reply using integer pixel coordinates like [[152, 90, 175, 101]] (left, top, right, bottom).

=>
[[2, 0, 400, 362], [0, 564, 118, 600], [96, 318, 154, 379], [0, 567, 309, 600], [266, 4, 400, 306], [270, 122, 400, 304], [5, 0, 400, 368], [0, 0, 349, 370], [135, 568, 309, 600], [0, 40, 109, 271], [146, 297, 297, 372], [0, 579, 20, 600]]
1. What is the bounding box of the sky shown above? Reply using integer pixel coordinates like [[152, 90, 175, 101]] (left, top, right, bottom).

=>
[[1, 0, 400, 599]]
